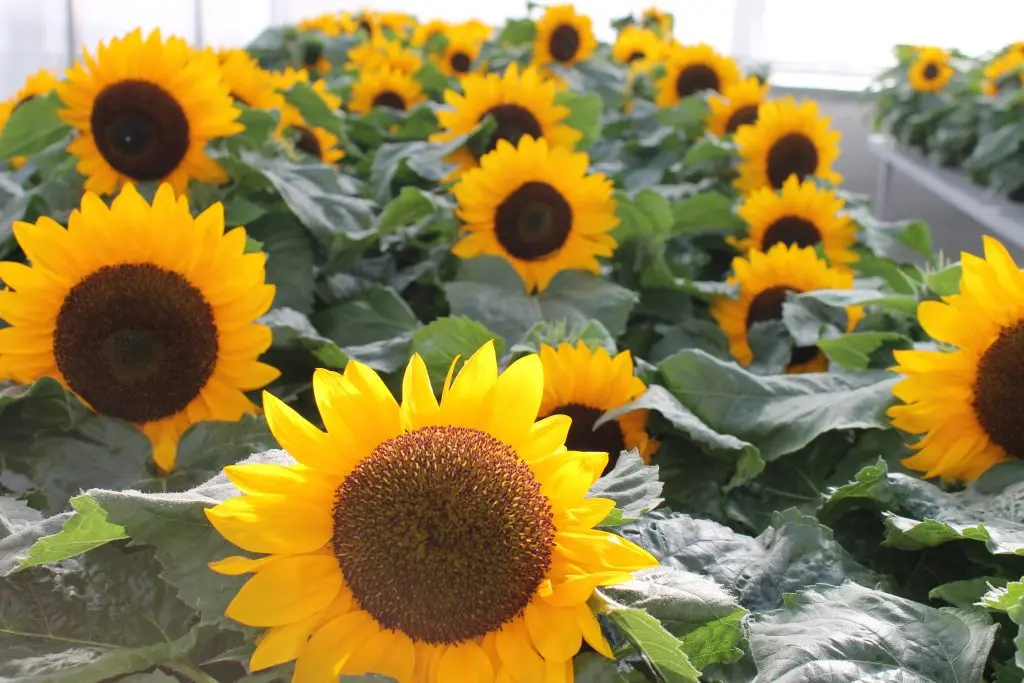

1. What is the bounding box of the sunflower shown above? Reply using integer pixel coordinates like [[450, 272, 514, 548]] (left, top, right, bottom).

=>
[[908, 48, 954, 92], [346, 36, 423, 75], [0, 184, 277, 472], [432, 63, 581, 179], [435, 35, 484, 77], [459, 19, 494, 43], [733, 97, 843, 194], [655, 43, 741, 108], [410, 18, 450, 47], [453, 136, 618, 293], [57, 29, 241, 195], [359, 10, 415, 40], [538, 342, 657, 473], [733, 176, 857, 269], [206, 341, 657, 682], [983, 50, 1024, 96], [641, 6, 673, 36], [298, 12, 357, 37], [348, 67, 427, 115], [533, 4, 598, 68], [0, 68, 61, 168], [706, 76, 770, 137], [611, 26, 665, 70], [290, 125, 345, 164], [218, 49, 284, 111], [711, 243, 861, 373], [273, 68, 343, 111]]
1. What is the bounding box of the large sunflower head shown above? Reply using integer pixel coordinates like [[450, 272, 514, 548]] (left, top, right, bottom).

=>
[[733, 176, 858, 269], [889, 237, 1024, 481], [217, 49, 284, 111], [206, 341, 657, 681], [432, 63, 582, 179], [539, 342, 658, 473], [641, 6, 674, 35], [0, 184, 277, 472], [533, 4, 598, 68], [57, 29, 243, 195], [655, 43, 741, 108], [453, 136, 618, 293], [908, 48, 954, 92], [348, 66, 427, 115], [733, 97, 843, 194], [435, 34, 485, 77], [711, 243, 860, 373], [611, 26, 666, 70], [0, 68, 61, 168], [706, 76, 771, 137], [983, 50, 1024, 96], [346, 36, 423, 75]]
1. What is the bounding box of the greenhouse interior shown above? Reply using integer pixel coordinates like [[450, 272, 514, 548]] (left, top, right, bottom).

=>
[[2, 1, 1024, 682]]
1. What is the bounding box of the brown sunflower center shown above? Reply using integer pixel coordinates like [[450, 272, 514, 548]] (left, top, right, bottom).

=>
[[627, 50, 646, 63], [292, 126, 322, 159], [450, 52, 472, 73], [495, 181, 573, 261], [761, 216, 822, 250], [90, 80, 190, 182], [372, 90, 406, 110], [358, 19, 373, 35], [922, 63, 939, 80], [549, 24, 581, 62], [766, 133, 819, 189], [725, 104, 759, 134], [331, 425, 555, 644], [675, 64, 720, 98], [551, 403, 626, 474], [973, 321, 1024, 458], [477, 104, 543, 159], [303, 42, 325, 68], [746, 285, 819, 367], [53, 263, 218, 424]]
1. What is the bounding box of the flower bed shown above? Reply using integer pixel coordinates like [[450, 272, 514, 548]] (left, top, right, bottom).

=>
[[0, 6, 1021, 683]]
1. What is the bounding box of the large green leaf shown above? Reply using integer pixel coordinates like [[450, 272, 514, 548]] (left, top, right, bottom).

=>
[[602, 600, 700, 683], [0, 497, 69, 576], [445, 257, 638, 344], [671, 192, 744, 234], [587, 450, 664, 521], [556, 90, 604, 150], [312, 284, 421, 372], [282, 81, 343, 138], [510, 319, 617, 356], [658, 349, 898, 462], [261, 307, 350, 370], [410, 316, 505, 387], [247, 213, 316, 315], [748, 583, 995, 683], [0, 92, 69, 159], [981, 579, 1024, 672]]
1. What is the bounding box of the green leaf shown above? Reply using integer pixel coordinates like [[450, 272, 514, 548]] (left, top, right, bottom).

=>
[[602, 566, 747, 670], [499, 18, 536, 45], [926, 263, 962, 296], [658, 349, 898, 462], [633, 189, 674, 234], [17, 496, 126, 571], [930, 577, 1008, 608], [682, 136, 734, 165], [657, 96, 710, 139], [312, 285, 421, 372], [511, 319, 617, 355], [793, 288, 919, 318], [444, 257, 639, 345], [622, 509, 883, 611], [603, 604, 700, 683], [817, 331, 909, 370], [671, 192, 744, 234], [375, 186, 451, 234], [230, 106, 279, 150], [261, 307, 349, 369], [282, 81, 343, 138], [225, 196, 269, 227], [410, 316, 506, 388], [0, 92, 70, 159], [369, 137, 466, 204], [981, 578, 1024, 618], [0, 498, 69, 576], [572, 652, 622, 682], [587, 450, 663, 520], [247, 213, 316, 314], [556, 90, 604, 150], [748, 583, 996, 683]]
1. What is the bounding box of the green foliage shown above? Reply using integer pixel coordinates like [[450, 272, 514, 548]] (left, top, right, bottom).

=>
[[0, 92, 69, 159]]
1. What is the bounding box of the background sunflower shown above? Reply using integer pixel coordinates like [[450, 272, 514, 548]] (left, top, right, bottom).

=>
[[612, 26, 665, 69], [348, 66, 427, 115], [655, 43, 741, 108], [435, 34, 484, 77], [533, 4, 597, 67], [706, 76, 771, 137], [908, 48, 955, 92], [0, 67, 60, 169]]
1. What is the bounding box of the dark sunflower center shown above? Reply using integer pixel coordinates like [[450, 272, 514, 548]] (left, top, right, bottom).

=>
[[494, 181, 572, 261], [53, 263, 218, 424], [359, 19, 373, 35], [231, 93, 250, 107], [372, 91, 406, 110], [292, 126, 322, 159], [90, 80, 190, 181], [450, 52, 472, 73], [725, 104, 759, 134], [303, 42, 325, 68], [627, 50, 646, 63], [551, 403, 626, 474], [675, 64, 720, 98], [12, 95, 36, 114], [973, 321, 1024, 458], [761, 216, 822, 250], [922, 63, 939, 80], [476, 104, 543, 159], [766, 133, 819, 189], [331, 425, 554, 644], [746, 285, 818, 368], [549, 24, 580, 62]]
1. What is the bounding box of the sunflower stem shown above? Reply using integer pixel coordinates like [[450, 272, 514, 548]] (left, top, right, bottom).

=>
[[165, 661, 218, 683]]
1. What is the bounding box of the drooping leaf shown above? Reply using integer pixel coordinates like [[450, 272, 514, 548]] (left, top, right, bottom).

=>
[[17, 496, 126, 571]]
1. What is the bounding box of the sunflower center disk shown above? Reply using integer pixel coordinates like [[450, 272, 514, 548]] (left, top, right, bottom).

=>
[[973, 321, 1024, 457], [745, 285, 819, 366], [495, 181, 573, 261], [90, 80, 190, 181], [303, 42, 325, 67], [479, 104, 543, 158], [451, 52, 472, 73], [550, 24, 581, 62], [331, 425, 555, 644], [761, 216, 822, 250], [922, 63, 939, 80], [766, 133, 819, 189], [627, 51, 646, 63], [372, 91, 406, 110], [554, 403, 626, 474], [292, 126, 322, 159], [725, 105, 760, 134], [675, 64, 721, 98], [53, 263, 218, 424]]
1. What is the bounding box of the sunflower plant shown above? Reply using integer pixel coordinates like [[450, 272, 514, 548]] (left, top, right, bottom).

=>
[[0, 5, 1023, 683]]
